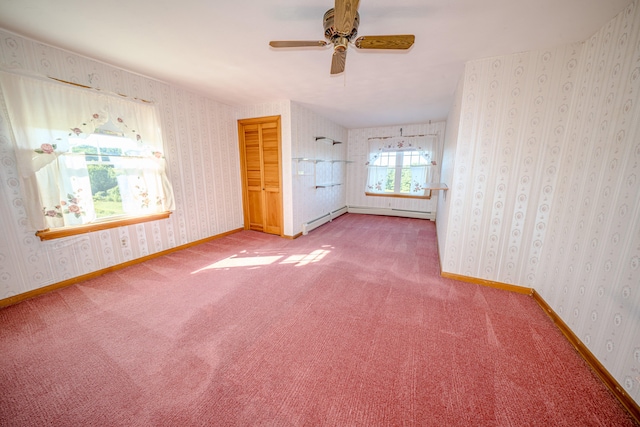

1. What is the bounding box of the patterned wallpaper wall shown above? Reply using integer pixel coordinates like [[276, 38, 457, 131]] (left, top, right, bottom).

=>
[[440, 43, 582, 285], [291, 102, 348, 233], [346, 122, 446, 213], [0, 29, 243, 298], [536, 1, 640, 403], [438, 1, 640, 405], [435, 77, 464, 257]]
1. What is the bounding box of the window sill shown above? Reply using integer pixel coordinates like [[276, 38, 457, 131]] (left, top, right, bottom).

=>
[[365, 192, 432, 200], [35, 211, 172, 241]]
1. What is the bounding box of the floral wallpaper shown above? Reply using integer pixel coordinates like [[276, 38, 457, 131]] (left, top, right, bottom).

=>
[[437, 1, 640, 405]]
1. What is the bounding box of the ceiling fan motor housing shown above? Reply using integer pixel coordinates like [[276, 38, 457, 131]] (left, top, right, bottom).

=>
[[323, 8, 359, 42], [269, 3, 414, 75]]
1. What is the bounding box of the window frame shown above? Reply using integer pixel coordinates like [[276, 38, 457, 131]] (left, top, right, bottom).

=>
[[35, 130, 172, 240], [35, 211, 171, 241], [365, 149, 433, 199]]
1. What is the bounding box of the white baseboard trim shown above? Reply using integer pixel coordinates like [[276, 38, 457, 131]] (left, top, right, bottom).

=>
[[347, 206, 435, 221], [301, 206, 349, 235]]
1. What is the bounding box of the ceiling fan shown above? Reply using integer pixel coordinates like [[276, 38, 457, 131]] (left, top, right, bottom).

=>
[[269, 0, 415, 75]]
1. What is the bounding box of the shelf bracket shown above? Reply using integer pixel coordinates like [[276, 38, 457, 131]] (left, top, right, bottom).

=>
[[315, 136, 342, 145]]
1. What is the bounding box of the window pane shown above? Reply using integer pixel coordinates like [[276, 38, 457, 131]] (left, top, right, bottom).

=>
[[385, 168, 395, 192], [374, 152, 397, 167], [387, 152, 397, 167], [98, 146, 122, 162], [403, 150, 428, 166], [69, 134, 141, 220], [87, 164, 125, 218], [72, 144, 98, 161], [400, 167, 412, 193]]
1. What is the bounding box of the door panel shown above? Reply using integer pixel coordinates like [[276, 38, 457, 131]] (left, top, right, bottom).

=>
[[264, 189, 282, 235], [262, 125, 280, 189], [248, 189, 264, 231], [238, 116, 282, 236], [244, 126, 262, 189], [261, 122, 281, 235]]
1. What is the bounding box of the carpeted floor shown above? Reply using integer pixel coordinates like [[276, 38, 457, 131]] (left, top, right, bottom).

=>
[[0, 214, 636, 426]]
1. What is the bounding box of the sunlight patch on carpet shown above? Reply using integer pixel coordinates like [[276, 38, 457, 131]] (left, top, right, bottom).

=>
[[280, 249, 330, 267], [191, 254, 283, 272]]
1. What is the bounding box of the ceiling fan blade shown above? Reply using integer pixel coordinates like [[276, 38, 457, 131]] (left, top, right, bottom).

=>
[[334, 0, 360, 35], [354, 35, 415, 50], [269, 41, 328, 48], [331, 48, 347, 74]]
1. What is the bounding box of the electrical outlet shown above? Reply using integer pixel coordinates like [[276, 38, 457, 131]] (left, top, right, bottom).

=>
[[121, 237, 128, 248]]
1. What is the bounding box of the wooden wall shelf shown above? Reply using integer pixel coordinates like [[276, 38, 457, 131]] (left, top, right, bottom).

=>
[[424, 183, 448, 191]]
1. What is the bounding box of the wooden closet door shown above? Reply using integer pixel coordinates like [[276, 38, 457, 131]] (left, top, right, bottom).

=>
[[242, 123, 264, 232], [238, 116, 283, 236], [260, 121, 282, 235]]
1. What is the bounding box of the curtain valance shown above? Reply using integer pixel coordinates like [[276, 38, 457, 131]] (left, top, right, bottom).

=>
[[366, 136, 435, 166]]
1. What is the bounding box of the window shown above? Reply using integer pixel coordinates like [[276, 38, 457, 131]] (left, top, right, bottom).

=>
[[0, 71, 174, 239], [67, 131, 163, 219], [365, 136, 435, 199]]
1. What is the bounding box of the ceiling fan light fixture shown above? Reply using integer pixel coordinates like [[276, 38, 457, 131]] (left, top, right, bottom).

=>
[[334, 36, 349, 50], [269, 0, 415, 75]]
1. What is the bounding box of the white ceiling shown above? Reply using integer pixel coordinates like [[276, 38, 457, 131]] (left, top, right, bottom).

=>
[[0, 0, 630, 129]]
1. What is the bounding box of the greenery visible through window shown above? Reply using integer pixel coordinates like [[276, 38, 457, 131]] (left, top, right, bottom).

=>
[[67, 130, 156, 221], [71, 143, 124, 218], [87, 164, 123, 218]]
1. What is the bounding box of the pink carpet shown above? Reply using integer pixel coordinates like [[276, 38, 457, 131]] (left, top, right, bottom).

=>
[[0, 214, 636, 426]]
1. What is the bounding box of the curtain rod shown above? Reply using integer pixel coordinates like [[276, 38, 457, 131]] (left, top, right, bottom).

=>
[[367, 133, 438, 141], [60, 152, 155, 160], [0, 67, 153, 104], [48, 77, 152, 104]]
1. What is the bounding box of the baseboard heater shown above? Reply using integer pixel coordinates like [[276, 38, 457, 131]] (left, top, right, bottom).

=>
[[301, 206, 348, 235], [346, 206, 435, 221]]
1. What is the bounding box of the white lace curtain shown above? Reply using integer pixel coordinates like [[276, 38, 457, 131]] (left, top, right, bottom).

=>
[[365, 136, 435, 196], [0, 71, 175, 230]]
